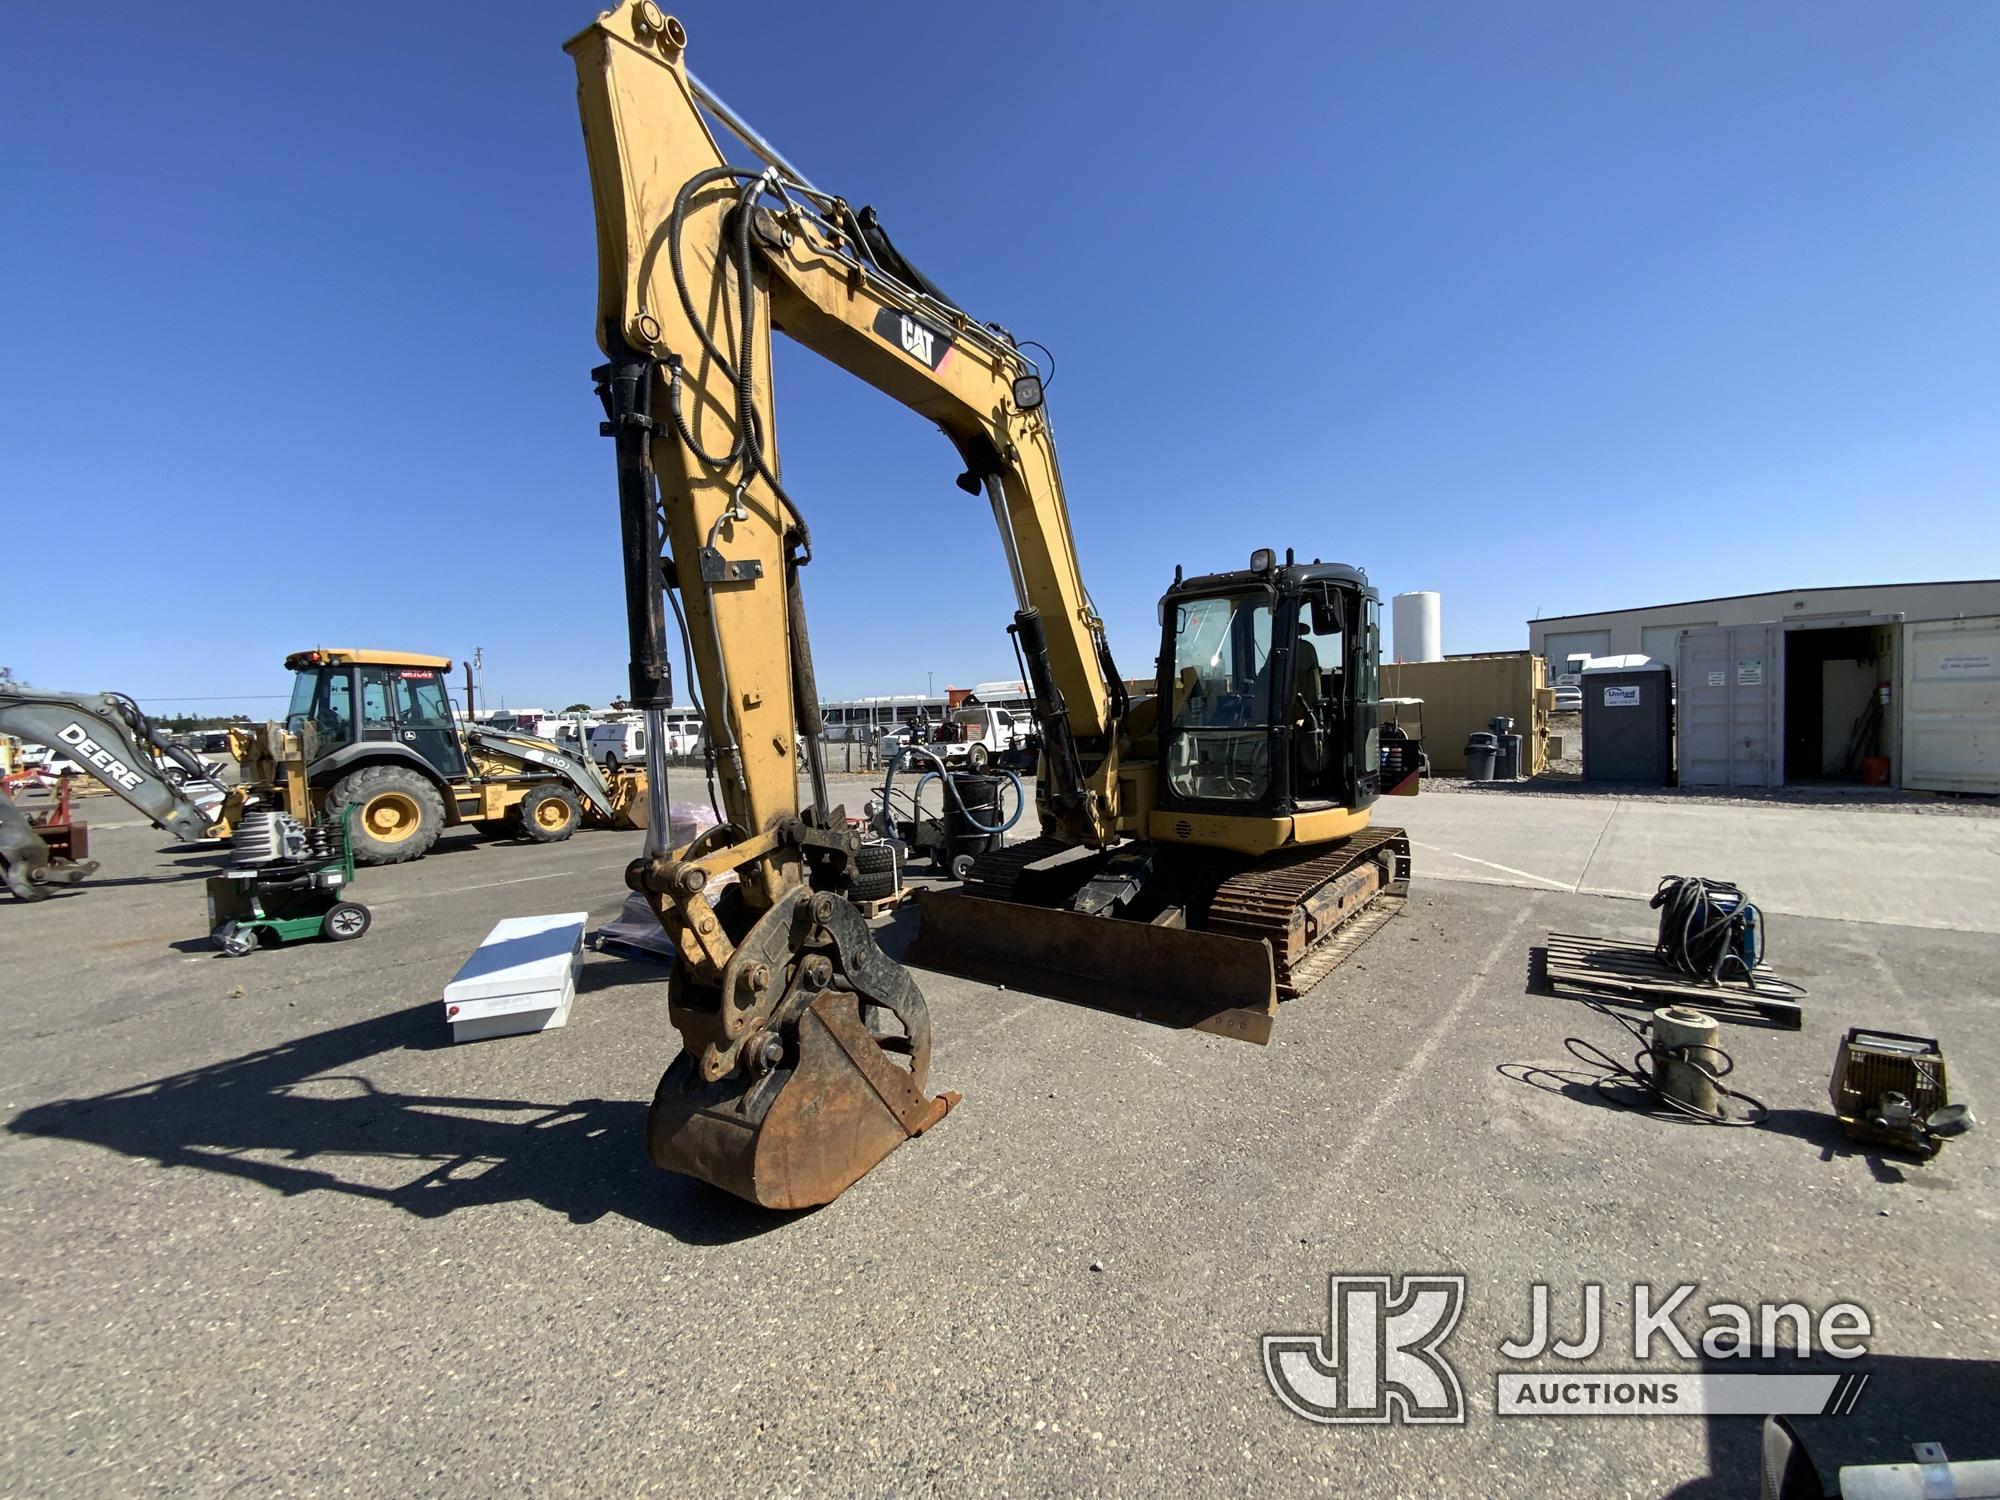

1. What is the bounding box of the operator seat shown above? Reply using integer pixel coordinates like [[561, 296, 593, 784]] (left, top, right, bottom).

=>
[[1293, 641, 1327, 775]]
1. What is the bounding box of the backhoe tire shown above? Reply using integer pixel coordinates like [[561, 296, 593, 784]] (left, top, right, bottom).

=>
[[517, 783, 582, 844], [324, 766, 446, 865]]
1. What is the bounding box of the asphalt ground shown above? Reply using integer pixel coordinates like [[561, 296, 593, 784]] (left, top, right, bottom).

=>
[[2, 780, 1995, 1497]]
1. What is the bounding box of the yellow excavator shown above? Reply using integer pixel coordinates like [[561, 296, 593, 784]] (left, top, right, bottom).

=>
[[568, 4, 1410, 1208]]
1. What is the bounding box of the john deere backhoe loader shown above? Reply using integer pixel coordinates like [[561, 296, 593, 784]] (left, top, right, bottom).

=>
[[0, 686, 223, 900], [225, 648, 644, 864], [568, 4, 1409, 1207]]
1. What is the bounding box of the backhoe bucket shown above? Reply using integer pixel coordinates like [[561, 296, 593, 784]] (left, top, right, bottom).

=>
[[906, 890, 1279, 1045]]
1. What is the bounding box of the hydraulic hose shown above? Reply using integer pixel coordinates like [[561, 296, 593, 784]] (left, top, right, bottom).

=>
[[882, 745, 1024, 838]]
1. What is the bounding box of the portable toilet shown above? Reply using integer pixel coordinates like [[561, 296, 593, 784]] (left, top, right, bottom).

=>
[[1582, 656, 1673, 784]]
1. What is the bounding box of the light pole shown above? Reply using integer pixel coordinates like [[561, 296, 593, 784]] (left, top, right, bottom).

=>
[[927, 670, 934, 699]]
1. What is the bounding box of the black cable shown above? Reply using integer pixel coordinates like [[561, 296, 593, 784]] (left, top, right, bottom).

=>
[[660, 165, 813, 556], [1015, 339, 1055, 389], [1564, 1002, 1768, 1126], [1649, 874, 1805, 995]]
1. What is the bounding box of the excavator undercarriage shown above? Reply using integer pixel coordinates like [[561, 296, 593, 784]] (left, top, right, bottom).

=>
[[910, 825, 1411, 1045]]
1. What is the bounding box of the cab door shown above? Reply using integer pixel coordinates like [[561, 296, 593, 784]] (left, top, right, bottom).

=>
[[360, 667, 467, 781]]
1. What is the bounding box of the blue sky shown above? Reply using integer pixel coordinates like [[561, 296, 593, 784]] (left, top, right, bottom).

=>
[[5, 2, 1996, 714]]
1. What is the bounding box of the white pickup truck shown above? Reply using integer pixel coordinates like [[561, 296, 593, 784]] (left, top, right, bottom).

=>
[[924, 705, 1026, 770]]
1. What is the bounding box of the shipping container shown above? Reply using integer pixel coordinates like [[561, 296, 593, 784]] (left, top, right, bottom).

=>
[[1380, 652, 1551, 775], [1901, 616, 2000, 795], [1676, 623, 1781, 787]]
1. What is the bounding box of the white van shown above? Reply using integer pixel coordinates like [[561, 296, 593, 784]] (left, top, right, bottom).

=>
[[588, 715, 703, 769]]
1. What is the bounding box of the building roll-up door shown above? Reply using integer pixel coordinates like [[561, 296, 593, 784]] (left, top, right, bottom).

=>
[[1543, 630, 1612, 680], [1901, 617, 2000, 794], [1641, 623, 1713, 667], [1676, 623, 1780, 787]]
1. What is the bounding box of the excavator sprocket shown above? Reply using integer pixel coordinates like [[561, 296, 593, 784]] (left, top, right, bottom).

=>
[[647, 892, 957, 1209]]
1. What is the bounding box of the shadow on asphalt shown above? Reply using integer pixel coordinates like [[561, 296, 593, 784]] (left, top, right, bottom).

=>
[[7, 1003, 797, 1245], [1659, 1357, 2000, 1499]]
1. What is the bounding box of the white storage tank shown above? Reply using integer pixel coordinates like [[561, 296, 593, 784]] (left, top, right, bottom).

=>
[[1392, 591, 1443, 664]]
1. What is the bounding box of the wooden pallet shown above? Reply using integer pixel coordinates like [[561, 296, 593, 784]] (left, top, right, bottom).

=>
[[852, 885, 916, 920], [1540, 931, 1804, 1029]]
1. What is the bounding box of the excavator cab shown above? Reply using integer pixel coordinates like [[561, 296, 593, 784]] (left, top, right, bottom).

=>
[[1157, 553, 1382, 822]]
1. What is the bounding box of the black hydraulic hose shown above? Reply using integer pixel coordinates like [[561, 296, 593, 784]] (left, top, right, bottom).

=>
[[785, 551, 830, 817], [659, 165, 813, 554], [665, 165, 759, 397], [1564, 1002, 1768, 1126], [1012, 609, 1087, 814]]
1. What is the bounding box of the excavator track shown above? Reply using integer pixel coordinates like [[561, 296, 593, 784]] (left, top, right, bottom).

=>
[[1205, 825, 1411, 998], [959, 835, 1078, 901], [914, 825, 1410, 1038]]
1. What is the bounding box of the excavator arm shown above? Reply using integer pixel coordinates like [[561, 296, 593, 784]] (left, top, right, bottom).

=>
[[0, 688, 222, 901], [569, 5, 1122, 860], [567, 4, 1127, 1206]]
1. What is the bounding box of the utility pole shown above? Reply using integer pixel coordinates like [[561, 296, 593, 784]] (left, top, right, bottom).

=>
[[927, 670, 934, 699]]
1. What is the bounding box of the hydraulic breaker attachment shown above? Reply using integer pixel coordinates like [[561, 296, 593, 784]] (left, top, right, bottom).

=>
[[647, 887, 957, 1208], [906, 889, 1279, 1045]]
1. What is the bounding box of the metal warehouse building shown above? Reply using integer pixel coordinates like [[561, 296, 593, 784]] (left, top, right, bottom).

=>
[[1529, 581, 2000, 794]]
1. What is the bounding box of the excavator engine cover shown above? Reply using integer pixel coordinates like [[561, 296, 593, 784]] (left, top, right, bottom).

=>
[[648, 890, 956, 1208]]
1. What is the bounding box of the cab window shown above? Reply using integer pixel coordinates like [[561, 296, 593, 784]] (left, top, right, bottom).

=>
[[359, 668, 395, 729], [394, 672, 453, 726]]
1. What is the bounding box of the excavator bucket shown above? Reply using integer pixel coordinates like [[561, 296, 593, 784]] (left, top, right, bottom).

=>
[[906, 890, 1280, 1045], [647, 892, 957, 1209], [649, 988, 956, 1208]]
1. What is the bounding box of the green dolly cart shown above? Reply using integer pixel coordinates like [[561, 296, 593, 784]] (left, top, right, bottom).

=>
[[208, 807, 371, 956]]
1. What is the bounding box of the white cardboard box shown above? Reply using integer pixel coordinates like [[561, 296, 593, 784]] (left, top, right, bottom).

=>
[[443, 912, 587, 1043]]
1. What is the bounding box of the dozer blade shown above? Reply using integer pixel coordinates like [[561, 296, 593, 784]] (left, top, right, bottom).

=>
[[906, 889, 1279, 1045], [647, 892, 956, 1209]]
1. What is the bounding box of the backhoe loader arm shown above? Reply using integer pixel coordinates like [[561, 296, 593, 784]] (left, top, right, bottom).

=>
[[568, 6, 1122, 914], [0, 690, 217, 842], [0, 689, 221, 901]]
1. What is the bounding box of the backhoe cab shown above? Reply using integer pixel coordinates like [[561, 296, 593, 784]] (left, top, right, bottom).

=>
[[230, 649, 637, 864]]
